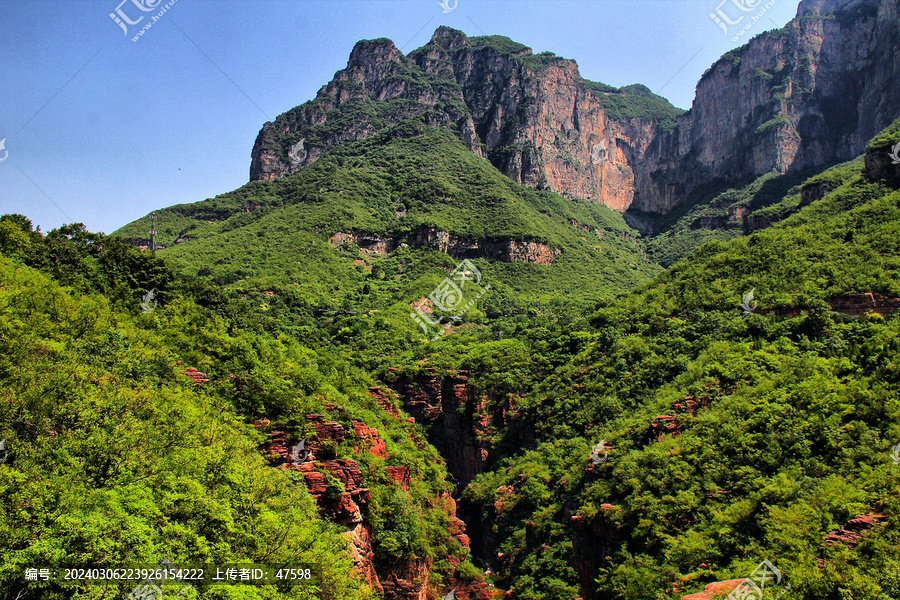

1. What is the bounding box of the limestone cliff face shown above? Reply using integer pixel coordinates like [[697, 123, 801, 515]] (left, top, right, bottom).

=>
[[249, 27, 674, 213], [250, 0, 899, 216], [634, 0, 900, 212]]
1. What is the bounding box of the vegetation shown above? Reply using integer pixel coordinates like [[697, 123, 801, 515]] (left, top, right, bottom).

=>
[[4, 22, 900, 600], [638, 170, 811, 267], [382, 138, 900, 600], [584, 81, 686, 129], [867, 116, 900, 152], [115, 123, 660, 317], [0, 216, 478, 599]]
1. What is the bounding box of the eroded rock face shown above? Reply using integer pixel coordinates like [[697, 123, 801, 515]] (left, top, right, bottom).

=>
[[680, 580, 744, 600], [256, 411, 491, 600], [250, 0, 900, 216], [638, 0, 900, 212], [865, 143, 900, 182], [385, 367, 534, 487], [824, 512, 887, 549], [760, 293, 900, 317], [329, 226, 561, 264], [388, 368, 491, 484]]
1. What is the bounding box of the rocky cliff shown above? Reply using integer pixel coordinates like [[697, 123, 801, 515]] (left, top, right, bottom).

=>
[[329, 225, 561, 264], [635, 0, 900, 212], [383, 367, 533, 487], [249, 27, 680, 213], [255, 414, 491, 600], [249, 0, 899, 217]]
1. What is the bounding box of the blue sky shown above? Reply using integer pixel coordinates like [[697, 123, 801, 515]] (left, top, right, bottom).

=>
[[0, 0, 802, 235]]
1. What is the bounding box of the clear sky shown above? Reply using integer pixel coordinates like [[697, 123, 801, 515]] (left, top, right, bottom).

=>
[[0, 0, 802, 235]]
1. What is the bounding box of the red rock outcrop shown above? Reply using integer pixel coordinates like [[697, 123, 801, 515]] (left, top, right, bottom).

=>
[[680, 579, 744, 600], [823, 512, 887, 550], [649, 415, 678, 442], [386, 466, 411, 491], [256, 412, 491, 600], [287, 460, 371, 525], [183, 368, 209, 384], [380, 558, 431, 600], [352, 420, 390, 459], [369, 385, 402, 418], [346, 523, 383, 594]]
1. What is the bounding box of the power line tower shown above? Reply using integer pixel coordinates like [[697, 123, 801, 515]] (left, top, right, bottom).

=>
[[150, 212, 157, 253]]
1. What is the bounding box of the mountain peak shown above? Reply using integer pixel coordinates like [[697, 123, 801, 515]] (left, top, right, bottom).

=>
[[429, 26, 468, 50], [347, 37, 404, 71], [251, 0, 899, 222]]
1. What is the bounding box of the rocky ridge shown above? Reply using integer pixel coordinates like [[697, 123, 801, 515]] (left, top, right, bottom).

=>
[[249, 0, 900, 217], [254, 413, 491, 600]]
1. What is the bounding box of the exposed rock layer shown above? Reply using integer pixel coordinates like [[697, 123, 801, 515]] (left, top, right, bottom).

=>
[[329, 225, 560, 264], [254, 413, 491, 600]]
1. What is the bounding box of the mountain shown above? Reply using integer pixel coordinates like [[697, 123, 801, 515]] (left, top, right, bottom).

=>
[[6, 0, 900, 598], [380, 117, 900, 600], [243, 0, 900, 263], [248, 27, 683, 212], [114, 124, 660, 322], [115, 0, 900, 326]]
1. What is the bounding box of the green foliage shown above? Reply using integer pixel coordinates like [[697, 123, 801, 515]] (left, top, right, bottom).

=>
[[755, 115, 798, 137], [0, 254, 368, 600], [8, 39, 900, 600], [867, 116, 900, 152], [584, 81, 686, 129], [384, 134, 900, 599], [0, 222, 477, 598], [114, 124, 660, 328]]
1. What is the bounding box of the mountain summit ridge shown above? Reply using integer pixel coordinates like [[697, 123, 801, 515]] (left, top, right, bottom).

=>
[[250, 0, 899, 216]]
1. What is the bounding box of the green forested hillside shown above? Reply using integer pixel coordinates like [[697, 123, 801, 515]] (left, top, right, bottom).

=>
[[0, 219, 479, 599], [376, 140, 900, 599], [6, 51, 900, 600], [113, 123, 659, 315]]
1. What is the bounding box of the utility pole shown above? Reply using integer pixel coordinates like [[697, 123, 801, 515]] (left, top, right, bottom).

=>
[[150, 212, 157, 253]]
